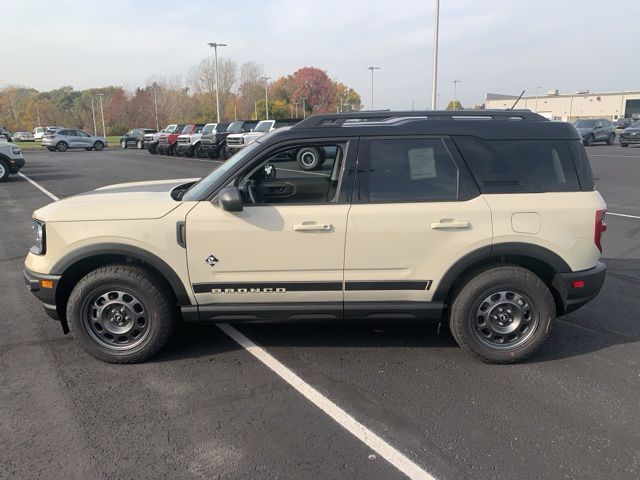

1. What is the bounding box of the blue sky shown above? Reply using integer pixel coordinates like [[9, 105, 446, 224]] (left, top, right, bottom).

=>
[[4, 0, 640, 109]]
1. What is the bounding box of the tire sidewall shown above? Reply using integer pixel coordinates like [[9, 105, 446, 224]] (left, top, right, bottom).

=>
[[57, 141, 68, 152], [450, 267, 554, 363], [297, 147, 323, 171], [0, 160, 9, 181], [94, 141, 104, 151]]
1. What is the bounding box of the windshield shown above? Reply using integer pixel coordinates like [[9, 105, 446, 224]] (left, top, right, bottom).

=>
[[183, 141, 263, 201], [202, 124, 216, 134], [254, 121, 274, 133], [216, 123, 229, 133], [575, 119, 597, 128], [226, 121, 245, 133], [181, 125, 193, 134]]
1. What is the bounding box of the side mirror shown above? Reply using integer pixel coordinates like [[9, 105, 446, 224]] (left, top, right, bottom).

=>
[[215, 186, 243, 212], [264, 164, 276, 179]]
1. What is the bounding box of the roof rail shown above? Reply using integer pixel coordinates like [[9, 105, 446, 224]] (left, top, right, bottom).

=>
[[292, 110, 546, 128]]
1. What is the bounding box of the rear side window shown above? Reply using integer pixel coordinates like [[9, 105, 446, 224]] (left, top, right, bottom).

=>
[[567, 140, 595, 190], [454, 137, 580, 193], [365, 138, 459, 202]]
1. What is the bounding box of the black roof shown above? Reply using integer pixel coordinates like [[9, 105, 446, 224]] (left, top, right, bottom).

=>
[[258, 110, 581, 144]]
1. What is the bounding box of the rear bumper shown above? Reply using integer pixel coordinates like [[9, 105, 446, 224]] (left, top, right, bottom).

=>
[[552, 262, 606, 315], [24, 268, 61, 320]]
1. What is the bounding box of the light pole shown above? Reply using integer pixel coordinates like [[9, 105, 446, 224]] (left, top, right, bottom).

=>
[[90, 97, 97, 135], [367, 66, 380, 110], [97, 94, 106, 138], [302, 98, 307, 119], [263, 76, 271, 119], [431, 0, 440, 110], [294, 102, 299, 118], [35, 102, 41, 126], [533, 86, 542, 112], [152, 87, 159, 131], [452, 80, 462, 107], [207, 42, 227, 122]]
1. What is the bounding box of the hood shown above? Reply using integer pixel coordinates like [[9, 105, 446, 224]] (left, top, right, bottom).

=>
[[34, 178, 199, 222], [623, 127, 640, 133]]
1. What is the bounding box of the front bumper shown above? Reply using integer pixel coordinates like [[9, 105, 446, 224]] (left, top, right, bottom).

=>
[[620, 136, 640, 144], [552, 262, 606, 315], [9, 157, 25, 173], [24, 268, 61, 320], [176, 144, 195, 154]]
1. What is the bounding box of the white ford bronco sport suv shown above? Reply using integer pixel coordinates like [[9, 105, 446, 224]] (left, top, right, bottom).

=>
[[0, 140, 25, 181], [24, 111, 607, 364]]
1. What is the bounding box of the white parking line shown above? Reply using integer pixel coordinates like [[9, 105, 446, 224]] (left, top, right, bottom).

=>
[[18, 173, 59, 201], [218, 324, 437, 480], [608, 212, 640, 220]]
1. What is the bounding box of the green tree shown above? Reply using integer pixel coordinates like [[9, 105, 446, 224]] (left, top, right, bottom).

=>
[[445, 100, 463, 110]]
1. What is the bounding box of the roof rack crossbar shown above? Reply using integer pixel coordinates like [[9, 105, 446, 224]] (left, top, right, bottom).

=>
[[292, 110, 545, 129]]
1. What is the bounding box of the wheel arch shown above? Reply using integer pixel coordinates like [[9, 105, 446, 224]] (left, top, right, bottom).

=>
[[52, 244, 191, 324], [433, 242, 572, 314]]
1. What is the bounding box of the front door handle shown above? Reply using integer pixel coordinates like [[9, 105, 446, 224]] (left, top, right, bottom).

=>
[[293, 223, 333, 232], [430, 219, 471, 230]]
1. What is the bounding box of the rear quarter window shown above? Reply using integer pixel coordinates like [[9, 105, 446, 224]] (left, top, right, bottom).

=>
[[453, 136, 580, 193]]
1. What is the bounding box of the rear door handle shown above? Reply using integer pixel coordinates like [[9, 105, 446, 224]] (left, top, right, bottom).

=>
[[293, 223, 333, 232], [430, 219, 471, 230]]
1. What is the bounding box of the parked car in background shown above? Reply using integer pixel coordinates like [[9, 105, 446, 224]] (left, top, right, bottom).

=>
[[176, 124, 207, 157], [120, 128, 157, 149], [32, 127, 46, 140], [202, 120, 257, 159], [0, 127, 11, 141], [41, 129, 108, 152], [614, 118, 633, 130], [46, 126, 64, 133], [157, 124, 194, 156], [0, 140, 24, 181], [11, 131, 35, 142], [226, 119, 299, 155], [619, 121, 640, 147], [573, 119, 616, 146], [143, 125, 179, 154]]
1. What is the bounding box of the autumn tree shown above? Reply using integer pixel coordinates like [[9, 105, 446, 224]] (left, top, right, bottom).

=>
[[445, 100, 463, 110]]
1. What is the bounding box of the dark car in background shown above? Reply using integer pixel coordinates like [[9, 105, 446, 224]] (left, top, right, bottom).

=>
[[614, 118, 634, 130], [120, 128, 157, 149], [573, 118, 616, 146], [0, 127, 11, 141], [201, 119, 258, 159], [620, 121, 640, 147]]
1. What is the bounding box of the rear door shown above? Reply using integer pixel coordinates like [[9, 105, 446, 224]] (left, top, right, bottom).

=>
[[344, 136, 492, 317]]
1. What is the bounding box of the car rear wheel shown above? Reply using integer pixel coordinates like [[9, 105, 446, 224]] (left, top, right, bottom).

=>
[[121, 140, 127, 149], [0, 160, 8, 182], [606, 133, 616, 145], [94, 141, 104, 151], [449, 265, 555, 363], [66, 264, 176, 364], [137, 140, 143, 149], [56, 141, 68, 152]]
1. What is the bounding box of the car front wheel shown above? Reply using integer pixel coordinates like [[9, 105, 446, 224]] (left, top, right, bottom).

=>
[[606, 133, 616, 145], [66, 264, 176, 363], [121, 140, 127, 149], [0, 160, 8, 182], [449, 265, 555, 363], [94, 141, 104, 151], [137, 140, 143, 149], [583, 135, 594, 146]]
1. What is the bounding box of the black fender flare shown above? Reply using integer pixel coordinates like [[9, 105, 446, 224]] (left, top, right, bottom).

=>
[[432, 242, 571, 302], [52, 243, 192, 306]]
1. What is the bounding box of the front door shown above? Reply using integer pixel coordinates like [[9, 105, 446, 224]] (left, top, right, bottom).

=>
[[186, 139, 356, 320], [344, 136, 492, 316]]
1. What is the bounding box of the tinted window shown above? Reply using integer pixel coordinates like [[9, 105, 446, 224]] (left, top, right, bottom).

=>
[[567, 140, 595, 191], [59, 130, 73, 136], [454, 137, 580, 193], [366, 138, 459, 202], [75, 130, 90, 137]]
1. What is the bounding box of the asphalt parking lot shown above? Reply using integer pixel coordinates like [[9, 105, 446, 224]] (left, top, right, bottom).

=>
[[1, 145, 639, 480]]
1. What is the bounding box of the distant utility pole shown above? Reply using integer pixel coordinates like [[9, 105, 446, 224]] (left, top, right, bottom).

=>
[[533, 86, 542, 112], [90, 97, 97, 135], [97, 94, 106, 137], [207, 42, 228, 122], [35, 102, 41, 126], [152, 87, 159, 131], [302, 98, 307, 119], [431, 0, 440, 110], [263, 76, 271, 119], [294, 102, 299, 118], [367, 66, 380, 110], [452, 80, 462, 105]]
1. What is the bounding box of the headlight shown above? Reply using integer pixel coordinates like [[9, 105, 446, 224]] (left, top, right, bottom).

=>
[[30, 220, 46, 255], [11, 147, 21, 155]]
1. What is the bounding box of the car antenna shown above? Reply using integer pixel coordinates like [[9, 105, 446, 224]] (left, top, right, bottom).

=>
[[509, 90, 526, 110]]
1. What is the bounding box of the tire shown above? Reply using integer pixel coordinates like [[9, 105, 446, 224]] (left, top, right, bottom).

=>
[[148, 144, 157, 154], [167, 144, 176, 156], [56, 141, 68, 152], [606, 133, 615, 145], [137, 140, 143, 149], [448, 265, 555, 364], [219, 146, 229, 160], [296, 147, 324, 171], [121, 140, 127, 149], [621, 143, 629, 148], [93, 141, 104, 151], [194, 143, 203, 158], [47, 147, 56, 152], [583, 135, 594, 146], [66, 264, 176, 364], [0, 160, 9, 182]]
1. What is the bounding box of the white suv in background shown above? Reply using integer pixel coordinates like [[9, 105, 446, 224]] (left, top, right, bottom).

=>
[[225, 119, 300, 154]]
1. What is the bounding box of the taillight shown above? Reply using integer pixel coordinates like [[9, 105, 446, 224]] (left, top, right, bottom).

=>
[[594, 209, 607, 253]]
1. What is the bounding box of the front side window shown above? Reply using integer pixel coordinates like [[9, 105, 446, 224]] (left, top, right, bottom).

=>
[[76, 130, 90, 137], [237, 144, 345, 205], [365, 138, 459, 202]]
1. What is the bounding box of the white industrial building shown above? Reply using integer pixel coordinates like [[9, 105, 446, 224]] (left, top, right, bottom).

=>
[[485, 90, 640, 122]]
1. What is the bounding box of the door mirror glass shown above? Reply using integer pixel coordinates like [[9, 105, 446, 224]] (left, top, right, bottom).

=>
[[263, 164, 276, 179], [215, 186, 243, 212]]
